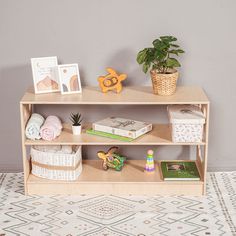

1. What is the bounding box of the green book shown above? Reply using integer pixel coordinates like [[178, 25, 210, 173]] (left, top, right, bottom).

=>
[[161, 161, 200, 181], [86, 128, 134, 142]]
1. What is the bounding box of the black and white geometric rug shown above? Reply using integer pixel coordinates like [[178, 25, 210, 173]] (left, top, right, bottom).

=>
[[0, 172, 236, 236]]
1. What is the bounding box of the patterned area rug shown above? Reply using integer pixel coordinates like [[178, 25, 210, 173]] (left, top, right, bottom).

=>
[[0, 172, 236, 236]]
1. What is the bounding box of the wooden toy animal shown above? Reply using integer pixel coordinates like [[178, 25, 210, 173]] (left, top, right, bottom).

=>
[[97, 146, 126, 171], [98, 68, 127, 93]]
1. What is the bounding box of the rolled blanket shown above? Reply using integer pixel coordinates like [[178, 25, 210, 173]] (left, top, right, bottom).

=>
[[40, 116, 62, 141], [25, 113, 45, 140]]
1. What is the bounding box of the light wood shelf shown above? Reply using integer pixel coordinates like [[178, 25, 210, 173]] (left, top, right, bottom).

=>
[[20, 86, 210, 196], [27, 160, 204, 195], [21, 86, 209, 105], [24, 123, 206, 146]]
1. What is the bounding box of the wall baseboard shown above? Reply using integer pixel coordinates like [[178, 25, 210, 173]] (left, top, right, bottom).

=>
[[208, 166, 236, 172], [0, 165, 22, 173]]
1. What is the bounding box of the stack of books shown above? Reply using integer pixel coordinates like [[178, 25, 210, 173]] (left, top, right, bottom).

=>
[[86, 117, 153, 142], [160, 161, 200, 181]]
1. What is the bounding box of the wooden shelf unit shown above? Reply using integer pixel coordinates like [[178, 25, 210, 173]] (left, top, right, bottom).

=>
[[20, 86, 210, 196]]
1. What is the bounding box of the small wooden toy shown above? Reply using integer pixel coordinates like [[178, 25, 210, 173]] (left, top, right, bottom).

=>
[[98, 68, 127, 93], [145, 150, 155, 172], [97, 146, 126, 171]]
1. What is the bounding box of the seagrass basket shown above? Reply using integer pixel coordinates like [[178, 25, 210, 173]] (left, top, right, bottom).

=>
[[150, 69, 179, 96]]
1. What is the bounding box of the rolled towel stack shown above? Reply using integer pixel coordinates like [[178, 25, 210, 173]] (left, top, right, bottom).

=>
[[25, 113, 45, 140], [40, 116, 63, 141]]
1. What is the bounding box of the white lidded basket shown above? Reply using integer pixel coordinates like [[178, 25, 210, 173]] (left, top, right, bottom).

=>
[[168, 105, 205, 143], [31, 145, 82, 181]]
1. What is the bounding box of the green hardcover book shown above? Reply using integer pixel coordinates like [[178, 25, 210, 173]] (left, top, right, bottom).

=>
[[86, 128, 134, 142], [161, 161, 200, 181]]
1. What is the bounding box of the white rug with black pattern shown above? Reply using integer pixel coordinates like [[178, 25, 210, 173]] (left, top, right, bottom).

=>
[[0, 172, 236, 236]]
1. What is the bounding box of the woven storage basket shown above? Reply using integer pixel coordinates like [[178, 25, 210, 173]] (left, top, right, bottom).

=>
[[31, 146, 82, 181], [150, 69, 178, 96]]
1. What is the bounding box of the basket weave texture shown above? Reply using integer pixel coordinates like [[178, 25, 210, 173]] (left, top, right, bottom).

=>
[[150, 70, 179, 96], [31, 146, 82, 181]]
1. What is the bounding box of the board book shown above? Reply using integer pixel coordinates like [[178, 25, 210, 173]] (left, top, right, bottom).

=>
[[92, 117, 152, 139], [160, 161, 200, 181]]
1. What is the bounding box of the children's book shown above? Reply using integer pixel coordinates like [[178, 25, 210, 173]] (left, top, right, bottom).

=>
[[160, 161, 200, 181], [92, 117, 152, 139]]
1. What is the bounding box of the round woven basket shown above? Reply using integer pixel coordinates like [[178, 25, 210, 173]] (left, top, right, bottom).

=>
[[150, 69, 179, 96]]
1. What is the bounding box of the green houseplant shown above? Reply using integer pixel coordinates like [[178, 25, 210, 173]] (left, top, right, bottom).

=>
[[70, 113, 83, 135], [137, 36, 184, 95]]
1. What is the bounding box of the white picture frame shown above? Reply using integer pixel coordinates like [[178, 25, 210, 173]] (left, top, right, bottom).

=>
[[31, 56, 59, 94], [57, 64, 82, 94]]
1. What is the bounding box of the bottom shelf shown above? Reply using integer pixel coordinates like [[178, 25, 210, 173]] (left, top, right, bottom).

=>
[[27, 160, 204, 195]]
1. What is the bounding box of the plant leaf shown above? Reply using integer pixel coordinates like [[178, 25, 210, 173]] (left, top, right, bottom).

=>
[[170, 44, 180, 48], [160, 36, 177, 42], [137, 49, 147, 64], [176, 49, 185, 53], [166, 58, 181, 68], [142, 63, 149, 73], [153, 39, 161, 48]]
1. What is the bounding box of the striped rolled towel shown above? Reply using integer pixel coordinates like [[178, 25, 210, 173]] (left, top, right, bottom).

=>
[[25, 113, 45, 140], [40, 116, 62, 141]]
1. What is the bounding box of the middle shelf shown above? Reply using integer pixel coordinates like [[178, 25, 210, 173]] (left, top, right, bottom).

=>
[[25, 123, 206, 146]]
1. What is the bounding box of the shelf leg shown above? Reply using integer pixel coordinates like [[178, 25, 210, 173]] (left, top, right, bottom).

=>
[[20, 103, 32, 195], [202, 103, 210, 195]]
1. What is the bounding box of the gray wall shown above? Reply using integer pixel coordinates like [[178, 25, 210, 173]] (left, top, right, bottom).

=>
[[0, 0, 235, 171]]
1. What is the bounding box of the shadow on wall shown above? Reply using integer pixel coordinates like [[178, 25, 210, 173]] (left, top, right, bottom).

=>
[[0, 64, 32, 171], [105, 48, 150, 86]]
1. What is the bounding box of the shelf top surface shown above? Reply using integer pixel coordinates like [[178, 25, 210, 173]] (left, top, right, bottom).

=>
[[21, 86, 209, 105]]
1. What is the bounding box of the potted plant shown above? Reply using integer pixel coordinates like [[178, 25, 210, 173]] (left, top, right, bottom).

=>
[[137, 36, 184, 96], [70, 113, 83, 135]]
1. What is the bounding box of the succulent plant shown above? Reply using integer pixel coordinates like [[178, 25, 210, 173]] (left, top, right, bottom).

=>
[[70, 113, 82, 126]]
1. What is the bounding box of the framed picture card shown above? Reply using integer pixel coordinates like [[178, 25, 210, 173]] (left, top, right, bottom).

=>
[[57, 64, 82, 94], [31, 56, 59, 94]]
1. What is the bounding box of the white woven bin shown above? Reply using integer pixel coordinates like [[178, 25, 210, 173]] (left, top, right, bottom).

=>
[[168, 105, 205, 143], [31, 146, 82, 181]]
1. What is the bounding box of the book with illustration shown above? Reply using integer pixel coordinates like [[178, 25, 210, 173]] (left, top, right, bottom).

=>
[[160, 161, 200, 181]]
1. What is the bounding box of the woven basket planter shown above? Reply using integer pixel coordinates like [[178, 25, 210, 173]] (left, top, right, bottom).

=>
[[150, 69, 179, 96]]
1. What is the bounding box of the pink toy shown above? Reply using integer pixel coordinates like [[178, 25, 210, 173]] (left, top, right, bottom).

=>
[[145, 150, 155, 172], [40, 116, 62, 141]]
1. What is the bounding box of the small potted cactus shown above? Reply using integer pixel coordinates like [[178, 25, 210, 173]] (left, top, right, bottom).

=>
[[70, 113, 83, 135]]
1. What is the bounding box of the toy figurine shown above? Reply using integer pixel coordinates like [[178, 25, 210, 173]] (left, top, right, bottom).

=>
[[145, 150, 155, 172], [97, 146, 126, 171], [98, 68, 127, 93]]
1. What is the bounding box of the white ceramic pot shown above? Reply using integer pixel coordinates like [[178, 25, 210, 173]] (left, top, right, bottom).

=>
[[72, 125, 82, 135]]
